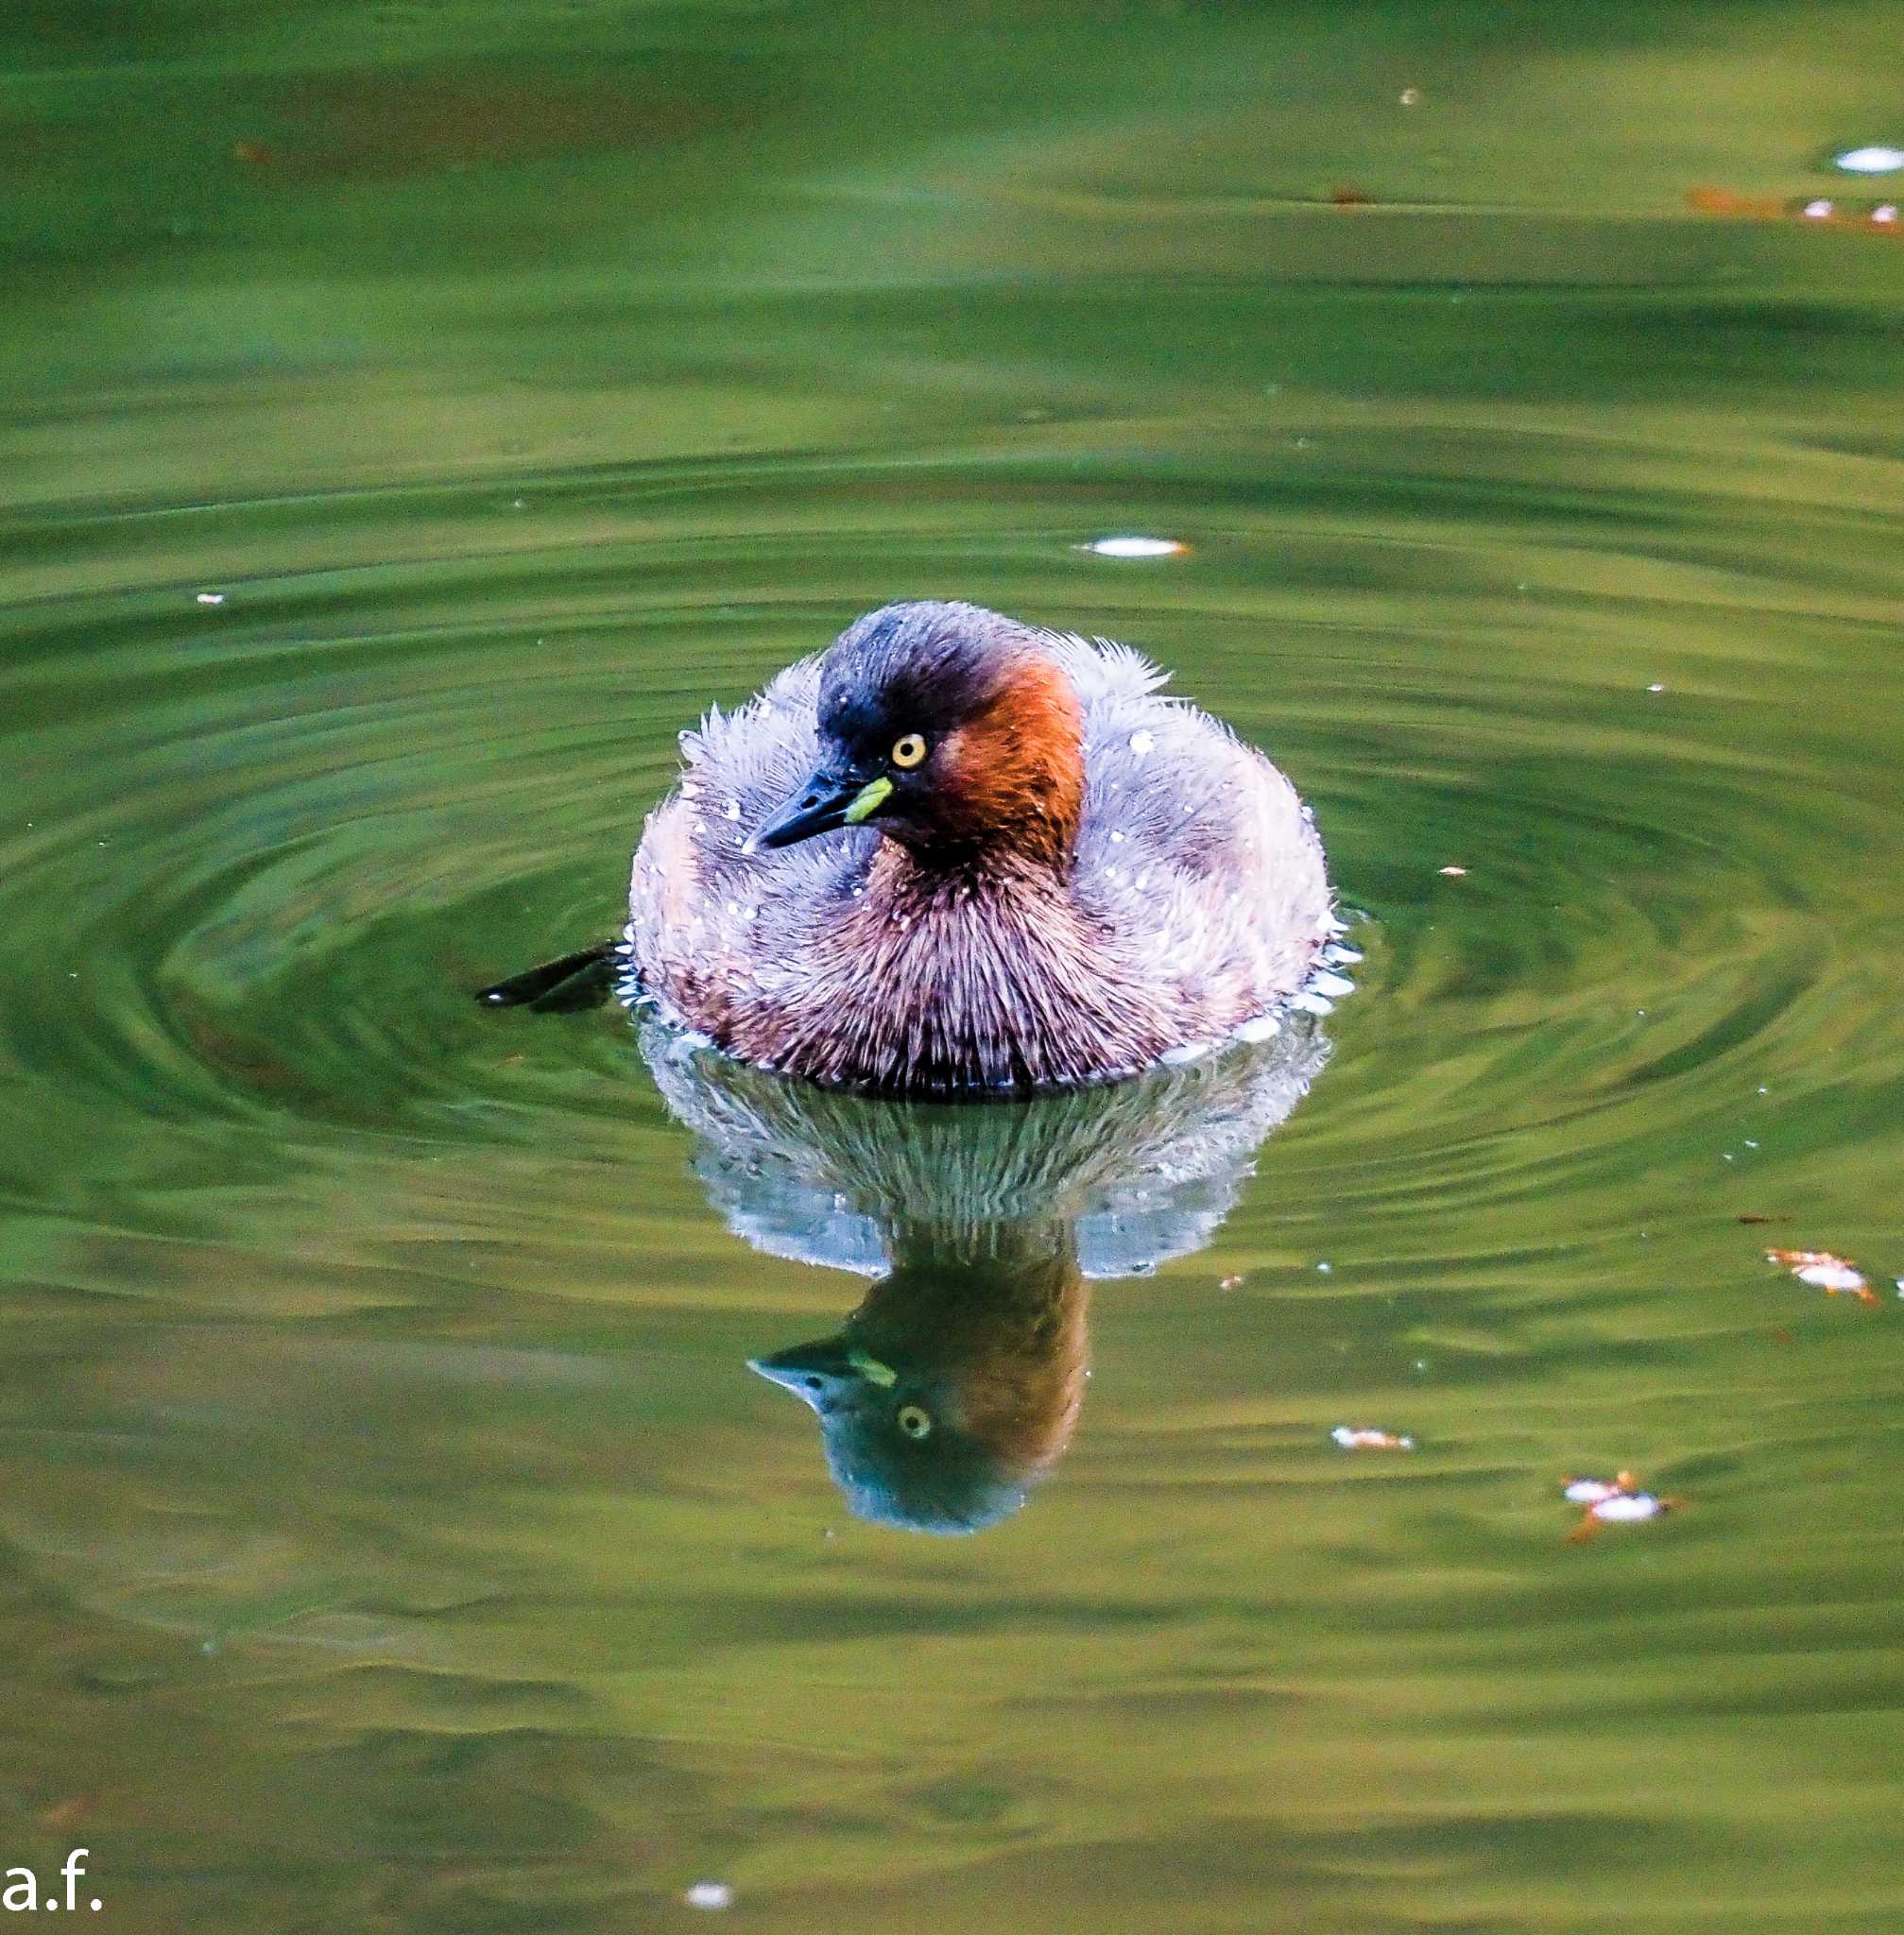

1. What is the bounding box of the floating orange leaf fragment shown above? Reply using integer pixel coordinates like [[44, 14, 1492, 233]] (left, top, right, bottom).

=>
[[1689, 183, 1904, 234], [37, 1792, 100, 1831], [1765, 1248, 1876, 1302], [1686, 183, 1784, 219]]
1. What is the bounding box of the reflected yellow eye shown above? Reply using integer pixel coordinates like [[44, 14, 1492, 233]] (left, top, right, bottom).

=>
[[897, 1404, 933, 1439], [891, 732, 928, 770]]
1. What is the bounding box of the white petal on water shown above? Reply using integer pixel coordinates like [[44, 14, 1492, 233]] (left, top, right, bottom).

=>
[[1082, 534, 1187, 558], [1794, 1259, 1866, 1293], [1834, 145, 1904, 174], [1330, 1426, 1414, 1450], [1309, 968, 1356, 999], [1589, 1493, 1666, 1523], [685, 1882, 734, 1911]]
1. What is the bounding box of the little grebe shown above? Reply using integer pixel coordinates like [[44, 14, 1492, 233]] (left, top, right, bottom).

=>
[[619, 600, 1332, 1097]]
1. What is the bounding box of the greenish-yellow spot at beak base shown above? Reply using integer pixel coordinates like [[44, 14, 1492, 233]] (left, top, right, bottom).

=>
[[847, 1348, 898, 1387], [843, 774, 894, 824]]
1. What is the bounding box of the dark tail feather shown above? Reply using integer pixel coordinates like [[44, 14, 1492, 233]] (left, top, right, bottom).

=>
[[477, 942, 620, 1014]]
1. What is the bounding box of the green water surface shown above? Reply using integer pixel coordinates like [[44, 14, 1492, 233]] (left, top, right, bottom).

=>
[[4, 4, 1904, 1930]]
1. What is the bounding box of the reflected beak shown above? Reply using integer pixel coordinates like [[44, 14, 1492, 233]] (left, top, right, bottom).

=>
[[748, 1339, 897, 1412], [748, 763, 893, 851], [749, 1340, 857, 1413]]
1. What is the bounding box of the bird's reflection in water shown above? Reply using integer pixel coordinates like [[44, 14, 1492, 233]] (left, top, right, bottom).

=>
[[642, 1018, 1330, 1533], [751, 1218, 1085, 1533]]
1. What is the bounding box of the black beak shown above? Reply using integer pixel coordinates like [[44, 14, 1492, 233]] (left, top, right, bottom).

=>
[[748, 762, 889, 851], [748, 1339, 864, 1413]]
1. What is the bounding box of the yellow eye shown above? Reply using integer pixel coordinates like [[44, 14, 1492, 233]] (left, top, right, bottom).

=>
[[891, 732, 928, 770], [897, 1404, 933, 1439]]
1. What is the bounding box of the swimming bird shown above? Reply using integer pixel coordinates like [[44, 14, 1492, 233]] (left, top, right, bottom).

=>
[[492, 599, 1332, 1096]]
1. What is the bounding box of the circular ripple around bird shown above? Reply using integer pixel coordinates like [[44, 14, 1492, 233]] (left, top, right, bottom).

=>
[[3, 443, 1900, 1286]]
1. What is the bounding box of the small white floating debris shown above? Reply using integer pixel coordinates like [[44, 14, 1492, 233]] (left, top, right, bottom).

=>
[[1437, 865, 1467, 877], [1563, 1472, 1638, 1505], [1332, 1426, 1414, 1450], [1766, 1247, 1874, 1301], [1128, 728, 1156, 756], [1564, 1469, 1675, 1538], [685, 1882, 734, 1911], [1398, 86, 1421, 106], [1875, 203, 1900, 223], [1834, 146, 1904, 175], [1647, 681, 1666, 693], [1801, 197, 1835, 218], [1082, 534, 1188, 559], [1219, 1274, 1244, 1292], [1315, 1260, 1332, 1274], [196, 591, 225, 606], [1309, 968, 1356, 1000], [1586, 1490, 1670, 1524]]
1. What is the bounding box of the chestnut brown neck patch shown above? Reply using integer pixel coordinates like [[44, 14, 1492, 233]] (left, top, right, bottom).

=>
[[923, 654, 1085, 866]]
